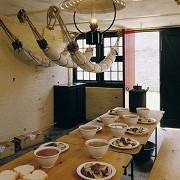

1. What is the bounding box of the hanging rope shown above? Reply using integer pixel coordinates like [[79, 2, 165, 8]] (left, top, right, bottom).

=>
[[0, 19, 23, 50], [17, 8, 93, 68], [46, 5, 121, 73], [0, 19, 55, 68]]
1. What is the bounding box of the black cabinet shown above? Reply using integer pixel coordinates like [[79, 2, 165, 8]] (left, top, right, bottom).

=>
[[54, 83, 86, 128]]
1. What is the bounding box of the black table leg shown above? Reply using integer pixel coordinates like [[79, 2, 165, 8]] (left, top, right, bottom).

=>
[[155, 127, 157, 160], [131, 159, 134, 180]]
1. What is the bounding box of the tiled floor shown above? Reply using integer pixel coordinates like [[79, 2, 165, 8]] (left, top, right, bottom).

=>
[[0, 124, 166, 180]]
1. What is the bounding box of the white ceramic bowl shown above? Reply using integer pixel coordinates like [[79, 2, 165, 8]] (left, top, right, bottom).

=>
[[116, 108, 129, 118], [79, 125, 97, 139], [85, 139, 109, 159], [100, 115, 119, 126], [123, 114, 139, 126], [109, 123, 128, 137], [34, 146, 61, 168], [136, 107, 150, 118]]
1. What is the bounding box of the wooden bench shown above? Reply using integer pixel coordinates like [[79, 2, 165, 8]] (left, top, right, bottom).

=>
[[149, 128, 180, 180]]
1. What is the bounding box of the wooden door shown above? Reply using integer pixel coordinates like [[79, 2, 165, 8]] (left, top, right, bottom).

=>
[[160, 28, 180, 128], [123, 29, 135, 107]]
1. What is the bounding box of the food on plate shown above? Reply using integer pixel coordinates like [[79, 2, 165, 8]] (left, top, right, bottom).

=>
[[138, 117, 156, 123], [45, 142, 57, 147], [80, 163, 112, 179], [127, 127, 147, 134], [112, 137, 136, 148], [0, 170, 18, 180], [45, 142, 67, 151], [108, 109, 118, 115], [23, 170, 48, 180], [14, 164, 34, 179]]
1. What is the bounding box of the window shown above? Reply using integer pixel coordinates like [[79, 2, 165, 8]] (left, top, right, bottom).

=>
[[73, 32, 123, 87]]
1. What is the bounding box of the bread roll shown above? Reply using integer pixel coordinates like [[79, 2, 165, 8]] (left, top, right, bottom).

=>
[[14, 165, 34, 179], [0, 170, 18, 180], [22, 170, 48, 180]]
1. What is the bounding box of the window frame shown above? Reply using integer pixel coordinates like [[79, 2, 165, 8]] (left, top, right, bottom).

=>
[[73, 32, 123, 88]]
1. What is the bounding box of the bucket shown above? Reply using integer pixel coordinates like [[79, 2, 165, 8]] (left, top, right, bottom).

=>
[[135, 141, 155, 161], [126, 85, 149, 112]]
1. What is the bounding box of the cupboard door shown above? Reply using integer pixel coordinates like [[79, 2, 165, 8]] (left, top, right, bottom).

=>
[[54, 83, 86, 128]]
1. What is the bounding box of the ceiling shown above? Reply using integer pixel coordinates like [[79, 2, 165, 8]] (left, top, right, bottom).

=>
[[0, 0, 180, 32]]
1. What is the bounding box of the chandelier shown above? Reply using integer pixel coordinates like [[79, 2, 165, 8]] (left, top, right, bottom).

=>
[[59, 0, 126, 45]]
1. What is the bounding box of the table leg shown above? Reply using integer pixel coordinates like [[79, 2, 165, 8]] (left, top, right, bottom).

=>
[[155, 127, 157, 159], [131, 159, 134, 180]]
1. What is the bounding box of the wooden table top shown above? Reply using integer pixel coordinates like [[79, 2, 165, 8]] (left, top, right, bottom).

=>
[[59, 110, 164, 155], [0, 143, 132, 180], [149, 128, 180, 180]]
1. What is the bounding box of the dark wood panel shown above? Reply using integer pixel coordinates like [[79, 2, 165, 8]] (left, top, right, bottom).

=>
[[54, 83, 86, 128], [160, 28, 180, 128]]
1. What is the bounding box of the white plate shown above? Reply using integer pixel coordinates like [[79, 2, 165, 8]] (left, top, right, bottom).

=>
[[96, 117, 103, 122], [126, 126, 148, 135], [109, 137, 139, 149], [95, 125, 103, 132], [108, 110, 118, 116], [39, 142, 69, 152], [137, 118, 156, 124], [76, 161, 116, 180]]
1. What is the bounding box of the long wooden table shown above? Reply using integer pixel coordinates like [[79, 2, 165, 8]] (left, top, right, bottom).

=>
[[60, 110, 164, 155], [58, 110, 164, 180], [0, 143, 132, 180], [149, 128, 180, 180], [0, 110, 163, 180]]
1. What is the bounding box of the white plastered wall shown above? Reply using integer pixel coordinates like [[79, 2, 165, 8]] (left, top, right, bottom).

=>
[[86, 87, 123, 120], [0, 16, 69, 142]]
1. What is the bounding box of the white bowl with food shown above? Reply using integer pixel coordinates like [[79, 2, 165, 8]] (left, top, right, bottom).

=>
[[136, 107, 150, 118], [34, 146, 61, 168], [109, 123, 128, 137], [116, 108, 129, 118], [100, 115, 119, 126], [85, 139, 109, 159], [79, 125, 97, 139], [123, 114, 139, 126]]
